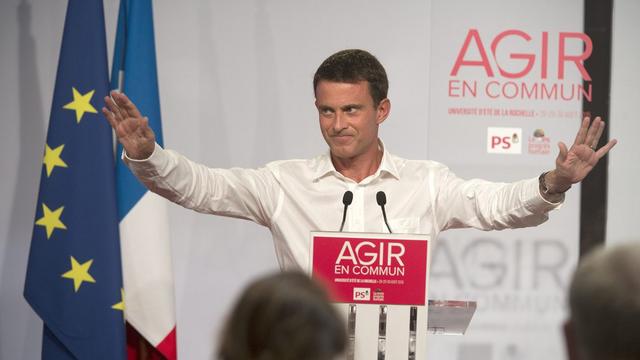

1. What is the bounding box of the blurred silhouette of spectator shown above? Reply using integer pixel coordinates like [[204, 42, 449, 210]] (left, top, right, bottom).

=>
[[218, 271, 346, 360], [564, 242, 640, 360]]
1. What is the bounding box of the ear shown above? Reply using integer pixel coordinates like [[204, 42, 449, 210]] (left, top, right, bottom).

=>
[[563, 320, 579, 360], [376, 98, 391, 125]]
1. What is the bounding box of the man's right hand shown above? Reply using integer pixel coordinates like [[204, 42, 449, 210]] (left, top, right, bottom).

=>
[[102, 91, 156, 160]]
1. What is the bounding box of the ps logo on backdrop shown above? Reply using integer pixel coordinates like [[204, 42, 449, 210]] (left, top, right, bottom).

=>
[[487, 127, 522, 154]]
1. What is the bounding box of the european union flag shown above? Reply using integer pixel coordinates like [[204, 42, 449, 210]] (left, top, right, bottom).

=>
[[24, 0, 126, 358]]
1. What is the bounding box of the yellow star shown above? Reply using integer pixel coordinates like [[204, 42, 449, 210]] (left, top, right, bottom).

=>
[[43, 144, 68, 177], [35, 203, 67, 239], [112, 288, 125, 311], [61, 256, 96, 292], [63, 87, 97, 123]]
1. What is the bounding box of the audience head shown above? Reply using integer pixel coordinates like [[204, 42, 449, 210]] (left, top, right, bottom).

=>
[[218, 271, 346, 360], [565, 242, 640, 360]]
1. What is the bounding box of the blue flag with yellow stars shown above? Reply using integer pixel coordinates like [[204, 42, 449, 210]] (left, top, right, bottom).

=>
[[23, 0, 126, 358]]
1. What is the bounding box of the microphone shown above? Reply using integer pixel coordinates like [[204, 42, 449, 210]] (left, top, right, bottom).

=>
[[339, 191, 353, 232], [376, 191, 392, 233]]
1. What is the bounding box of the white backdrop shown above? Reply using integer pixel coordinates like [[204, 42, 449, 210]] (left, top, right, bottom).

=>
[[426, 0, 583, 358], [0, 1, 638, 359]]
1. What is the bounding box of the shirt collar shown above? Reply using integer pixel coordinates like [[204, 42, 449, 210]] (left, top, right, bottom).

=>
[[311, 139, 400, 182]]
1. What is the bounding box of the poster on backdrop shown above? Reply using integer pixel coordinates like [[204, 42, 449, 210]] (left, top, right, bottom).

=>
[[426, 0, 586, 359]]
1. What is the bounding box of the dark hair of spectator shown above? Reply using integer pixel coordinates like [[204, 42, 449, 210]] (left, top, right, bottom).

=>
[[218, 271, 346, 360], [568, 243, 640, 360]]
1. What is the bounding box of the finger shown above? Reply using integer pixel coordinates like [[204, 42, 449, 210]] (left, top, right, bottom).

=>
[[109, 92, 136, 119], [101, 107, 119, 129], [111, 91, 143, 118], [583, 116, 601, 147], [557, 141, 569, 162], [595, 139, 617, 159], [572, 116, 590, 146], [104, 95, 125, 122], [590, 119, 605, 148], [140, 117, 150, 133]]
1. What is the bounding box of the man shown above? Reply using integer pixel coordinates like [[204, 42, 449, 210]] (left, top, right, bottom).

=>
[[564, 242, 640, 360], [102, 49, 616, 270]]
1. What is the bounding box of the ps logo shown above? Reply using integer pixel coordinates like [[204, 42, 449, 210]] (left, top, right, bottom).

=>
[[487, 127, 522, 154], [353, 287, 371, 301]]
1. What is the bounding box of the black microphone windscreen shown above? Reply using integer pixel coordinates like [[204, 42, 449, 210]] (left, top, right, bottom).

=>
[[376, 191, 386, 206], [343, 191, 353, 206]]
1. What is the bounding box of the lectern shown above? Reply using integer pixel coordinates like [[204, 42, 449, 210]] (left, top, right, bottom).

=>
[[311, 232, 476, 359]]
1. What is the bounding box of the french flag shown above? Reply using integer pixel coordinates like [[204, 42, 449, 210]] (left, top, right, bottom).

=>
[[111, 1, 177, 358]]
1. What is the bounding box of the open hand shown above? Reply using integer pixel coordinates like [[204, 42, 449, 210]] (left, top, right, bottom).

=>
[[102, 91, 156, 160], [552, 116, 617, 189]]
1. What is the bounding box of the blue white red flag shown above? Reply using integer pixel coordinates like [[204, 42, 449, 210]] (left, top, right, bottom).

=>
[[111, 1, 177, 358]]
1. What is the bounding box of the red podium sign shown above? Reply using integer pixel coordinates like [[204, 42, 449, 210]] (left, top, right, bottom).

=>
[[311, 232, 429, 306]]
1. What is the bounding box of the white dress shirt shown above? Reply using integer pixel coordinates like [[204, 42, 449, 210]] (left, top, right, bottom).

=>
[[124, 142, 562, 270]]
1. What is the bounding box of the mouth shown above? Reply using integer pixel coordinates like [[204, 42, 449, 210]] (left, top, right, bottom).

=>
[[330, 134, 353, 144]]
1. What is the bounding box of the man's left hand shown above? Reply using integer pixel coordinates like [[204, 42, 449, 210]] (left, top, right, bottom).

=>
[[544, 116, 617, 194]]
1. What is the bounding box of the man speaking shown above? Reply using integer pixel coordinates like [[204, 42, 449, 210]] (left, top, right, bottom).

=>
[[102, 49, 616, 270]]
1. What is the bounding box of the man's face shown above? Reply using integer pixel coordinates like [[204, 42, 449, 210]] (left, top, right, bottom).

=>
[[315, 80, 389, 162]]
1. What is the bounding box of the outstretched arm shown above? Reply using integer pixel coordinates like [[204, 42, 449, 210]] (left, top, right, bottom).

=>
[[102, 91, 278, 226], [540, 116, 617, 200], [102, 91, 156, 160]]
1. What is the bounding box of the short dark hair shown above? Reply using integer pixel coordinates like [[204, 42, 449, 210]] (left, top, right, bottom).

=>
[[313, 49, 389, 106], [218, 271, 346, 360], [568, 243, 640, 360]]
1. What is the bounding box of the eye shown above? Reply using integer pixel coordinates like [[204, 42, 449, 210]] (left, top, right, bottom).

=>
[[344, 106, 360, 114], [319, 107, 334, 116]]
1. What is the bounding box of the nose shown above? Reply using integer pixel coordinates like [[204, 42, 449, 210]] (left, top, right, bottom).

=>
[[332, 112, 347, 133]]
